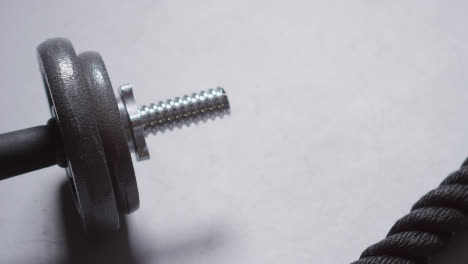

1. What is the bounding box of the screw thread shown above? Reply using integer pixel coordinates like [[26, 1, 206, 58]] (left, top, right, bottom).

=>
[[138, 87, 230, 135]]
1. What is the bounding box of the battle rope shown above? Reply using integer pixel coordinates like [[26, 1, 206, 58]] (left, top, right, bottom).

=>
[[352, 158, 468, 264]]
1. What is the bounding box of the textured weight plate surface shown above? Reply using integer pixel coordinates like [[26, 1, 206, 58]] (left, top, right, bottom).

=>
[[78, 51, 140, 214], [37, 38, 120, 233]]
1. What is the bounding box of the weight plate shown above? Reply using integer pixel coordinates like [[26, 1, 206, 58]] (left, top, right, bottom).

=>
[[78, 51, 140, 214], [37, 38, 120, 233]]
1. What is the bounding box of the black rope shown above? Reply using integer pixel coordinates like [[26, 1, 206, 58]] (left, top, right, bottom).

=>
[[352, 158, 468, 264]]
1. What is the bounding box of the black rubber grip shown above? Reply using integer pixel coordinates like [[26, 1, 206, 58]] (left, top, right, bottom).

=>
[[0, 118, 65, 180]]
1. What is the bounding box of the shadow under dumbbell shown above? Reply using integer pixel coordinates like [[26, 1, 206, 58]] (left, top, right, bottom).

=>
[[59, 181, 138, 264], [58, 181, 232, 264], [430, 229, 468, 264]]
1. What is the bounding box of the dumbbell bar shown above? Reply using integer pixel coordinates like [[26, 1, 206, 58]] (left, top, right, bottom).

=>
[[0, 38, 230, 234]]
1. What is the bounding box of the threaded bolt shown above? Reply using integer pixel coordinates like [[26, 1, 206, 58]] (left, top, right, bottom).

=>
[[139, 87, 229, 135], [117, 84, 230, 161]]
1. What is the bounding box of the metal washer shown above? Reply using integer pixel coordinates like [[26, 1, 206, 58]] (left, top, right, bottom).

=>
[[78, 51, 140, 214], [37, 38, 120, 233]]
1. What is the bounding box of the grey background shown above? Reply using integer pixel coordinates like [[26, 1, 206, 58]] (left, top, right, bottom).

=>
[[1, 0, 468, 263]]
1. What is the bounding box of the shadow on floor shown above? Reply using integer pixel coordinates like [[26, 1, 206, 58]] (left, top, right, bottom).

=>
[[58, 181, 230, 264], [59, 181, 139, 264], [431, 229, 468, 264]]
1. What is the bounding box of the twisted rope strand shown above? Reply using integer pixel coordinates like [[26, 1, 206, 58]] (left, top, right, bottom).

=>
[[352, 158, 468, 264]]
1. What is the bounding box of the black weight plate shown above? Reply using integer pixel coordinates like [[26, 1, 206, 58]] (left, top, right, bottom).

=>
[[78, 51, 140, 214], [37, 38, 120, 233]]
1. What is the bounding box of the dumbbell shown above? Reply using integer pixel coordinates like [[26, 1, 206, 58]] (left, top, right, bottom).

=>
[[0, 38, 230, 234]]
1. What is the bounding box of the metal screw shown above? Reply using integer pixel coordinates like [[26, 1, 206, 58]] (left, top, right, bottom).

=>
[[117, 84, 230, 161]]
